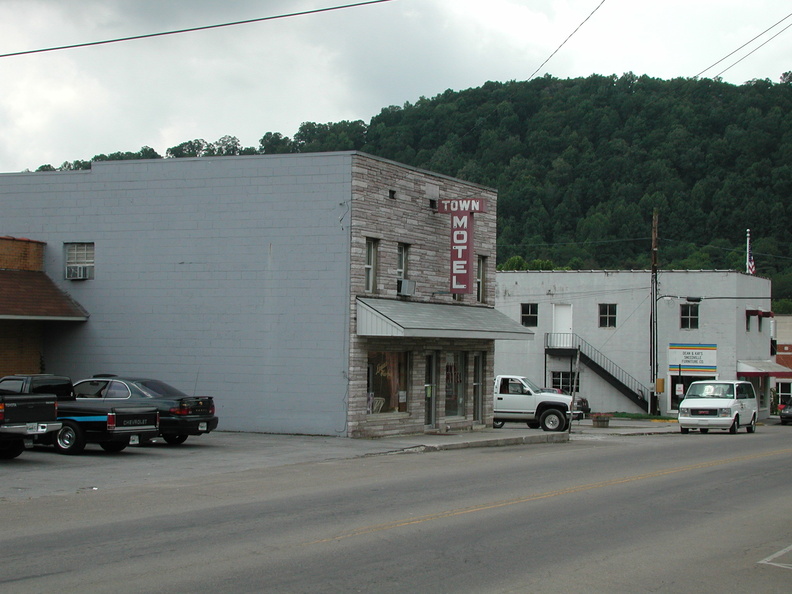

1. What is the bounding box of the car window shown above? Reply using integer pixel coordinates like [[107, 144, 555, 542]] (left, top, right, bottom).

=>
[[75, 380, 107, 398], [0, 378, 24, 393], [686, 383, 734, 398], [135, 380, 189, 398], [104, 380, 131, 399]]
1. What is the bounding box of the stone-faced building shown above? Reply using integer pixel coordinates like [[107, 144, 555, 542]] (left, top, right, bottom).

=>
[[0, 152, 531, 437]]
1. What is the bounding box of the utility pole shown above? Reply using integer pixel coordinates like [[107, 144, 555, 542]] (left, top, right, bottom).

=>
[[650, 210, 659, 415]]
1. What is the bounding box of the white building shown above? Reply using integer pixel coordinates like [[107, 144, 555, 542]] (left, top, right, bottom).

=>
[[495, 270, 789, 418]]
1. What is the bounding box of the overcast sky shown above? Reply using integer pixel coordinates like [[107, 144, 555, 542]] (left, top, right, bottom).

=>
[[1, 0, 789, 173]]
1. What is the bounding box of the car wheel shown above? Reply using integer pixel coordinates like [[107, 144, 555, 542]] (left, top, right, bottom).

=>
[[100, 438, 130, 453], [539, 409, 565, 432], [781, 419, 789, 425], [54, 421, 86, 455], [746, 415, 756, 433], [163, 434, 189, 445], [680, 427, 690, 434], [492, 420, 505, 429], [0, 440, 25, 459], [729, 416, 739, 434], [699, 428, 709, 434]]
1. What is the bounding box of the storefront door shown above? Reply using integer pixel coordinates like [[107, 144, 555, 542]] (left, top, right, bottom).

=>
[[425, 353, 437, 427]]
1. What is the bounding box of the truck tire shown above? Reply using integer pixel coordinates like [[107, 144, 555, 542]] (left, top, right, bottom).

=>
[[0, 440, 25, 459], [54, 421, 87, 455], [492, 420, 505, 429], [540, 409, 566, 432], [163, 434, 189, 445], [100, 438, 130, 453], [680, 427, 690, 434], [746, 415, 756, 433], [729, 416, 739, 434]]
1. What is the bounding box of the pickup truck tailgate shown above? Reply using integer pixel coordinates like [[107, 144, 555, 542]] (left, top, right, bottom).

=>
[[2, 394, 58, 423]]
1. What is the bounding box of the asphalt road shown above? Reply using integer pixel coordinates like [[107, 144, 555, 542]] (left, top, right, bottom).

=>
[[3, 424, 792, 592]]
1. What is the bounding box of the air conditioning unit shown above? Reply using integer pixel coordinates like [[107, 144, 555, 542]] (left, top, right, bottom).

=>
[[397, 278, 416, 296], [66, 265, 92, 280]]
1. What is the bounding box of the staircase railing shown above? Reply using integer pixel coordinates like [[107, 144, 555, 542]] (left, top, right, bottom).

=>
[[545, 333, 648, 404]]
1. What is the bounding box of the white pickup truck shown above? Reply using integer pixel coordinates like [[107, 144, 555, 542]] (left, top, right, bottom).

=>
[[493, 375, 572, 431]]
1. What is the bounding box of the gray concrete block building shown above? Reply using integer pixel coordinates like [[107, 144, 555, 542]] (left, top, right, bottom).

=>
[[0, 152, 531, 437]]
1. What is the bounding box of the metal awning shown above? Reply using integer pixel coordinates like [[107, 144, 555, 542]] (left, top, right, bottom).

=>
[[737, 360, 792, 378], [357, 298, 533, 340]]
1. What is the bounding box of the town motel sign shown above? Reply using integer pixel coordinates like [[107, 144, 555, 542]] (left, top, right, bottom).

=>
[[437, 197, 488, 294]]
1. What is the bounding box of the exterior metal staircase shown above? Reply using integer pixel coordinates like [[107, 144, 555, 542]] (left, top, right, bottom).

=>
[[544, 333, 649, 412]]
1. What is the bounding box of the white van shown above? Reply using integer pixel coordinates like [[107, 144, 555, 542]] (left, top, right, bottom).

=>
[[677, 380, 757, 434]]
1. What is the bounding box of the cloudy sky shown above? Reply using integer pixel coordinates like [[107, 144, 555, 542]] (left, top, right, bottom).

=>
[[1, 0, 789, 172]]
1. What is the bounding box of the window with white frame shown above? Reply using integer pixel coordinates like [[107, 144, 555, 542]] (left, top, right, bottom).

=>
[[476, 256, 487, 303], [365, 238, 378, 292], [681, 303, 699, 329], [521, 303, 538, 327], [777, 382, 791, 409], [551, 371, 579, 393], [65, 242, 95, 280], [598, 303, 616, 328], [397, 243, 408, 279]]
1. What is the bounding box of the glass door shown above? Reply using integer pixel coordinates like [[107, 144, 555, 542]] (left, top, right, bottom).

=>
[[425, 353, 437, 427]]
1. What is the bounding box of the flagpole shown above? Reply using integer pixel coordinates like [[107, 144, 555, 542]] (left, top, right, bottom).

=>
[[746, 229, 750, 274]]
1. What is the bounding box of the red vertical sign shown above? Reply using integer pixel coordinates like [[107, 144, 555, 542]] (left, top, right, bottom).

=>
[[437, 198, 487, 294]]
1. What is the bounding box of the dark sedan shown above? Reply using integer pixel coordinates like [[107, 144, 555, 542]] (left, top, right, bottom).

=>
[[73, 376, 218, 444]]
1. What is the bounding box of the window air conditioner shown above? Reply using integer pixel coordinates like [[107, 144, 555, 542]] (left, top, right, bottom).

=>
[[397, 278, 416, 296], [66, 265, 91, 280]]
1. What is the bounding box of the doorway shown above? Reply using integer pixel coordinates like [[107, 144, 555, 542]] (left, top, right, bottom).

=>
[[425, 352, 437, 428]]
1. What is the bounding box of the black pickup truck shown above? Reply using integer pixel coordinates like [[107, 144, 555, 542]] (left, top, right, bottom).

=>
[[0, 375, 159, 455], [0, 387, 61, 459]]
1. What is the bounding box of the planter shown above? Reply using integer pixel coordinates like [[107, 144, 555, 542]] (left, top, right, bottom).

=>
[[591, 416, 611, 428]]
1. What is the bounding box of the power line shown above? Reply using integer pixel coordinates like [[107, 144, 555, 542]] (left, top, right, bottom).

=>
[[0, 0, 395, 59], [714, 21, 792, 79], [528, 0, 607, 81], [694, 11, 792, 79]]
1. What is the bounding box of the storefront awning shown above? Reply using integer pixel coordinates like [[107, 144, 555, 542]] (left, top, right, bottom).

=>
[[0, 270, 89, 321], [357, 298, 533, 340], [737, 360, 792, 378]]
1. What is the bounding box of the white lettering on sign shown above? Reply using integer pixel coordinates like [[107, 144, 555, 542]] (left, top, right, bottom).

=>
[[436, 197, 486, 294], [450, 213, 473, 293], [437, 198, 488, 214]]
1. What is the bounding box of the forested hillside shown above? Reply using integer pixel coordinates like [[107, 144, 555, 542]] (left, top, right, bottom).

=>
[[41, 73, 792, 300]]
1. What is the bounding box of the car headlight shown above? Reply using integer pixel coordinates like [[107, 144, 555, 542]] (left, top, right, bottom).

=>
[[718, 408, 732, 417], [679, 408, 690, 416]]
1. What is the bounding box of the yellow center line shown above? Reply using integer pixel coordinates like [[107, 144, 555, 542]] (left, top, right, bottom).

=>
[[307, 448, 792, 545]]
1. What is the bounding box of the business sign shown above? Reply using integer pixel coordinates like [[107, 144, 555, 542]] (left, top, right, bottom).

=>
[[667, 343, 717, 374], [437, 198, 487, 294]]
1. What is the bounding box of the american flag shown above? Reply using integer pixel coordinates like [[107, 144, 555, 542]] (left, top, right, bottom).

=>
[[747, 230, 756, 275]]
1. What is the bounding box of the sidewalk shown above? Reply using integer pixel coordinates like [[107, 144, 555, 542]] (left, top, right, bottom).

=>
[[369, 417, 681, 453]]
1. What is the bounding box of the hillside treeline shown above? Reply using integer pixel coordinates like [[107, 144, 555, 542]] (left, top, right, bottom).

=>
[[39, 73, 792, 300]]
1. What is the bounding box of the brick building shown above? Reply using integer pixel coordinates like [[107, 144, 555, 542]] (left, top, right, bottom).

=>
[[0, 152, 530, 437], [0, 236, 88, 375]]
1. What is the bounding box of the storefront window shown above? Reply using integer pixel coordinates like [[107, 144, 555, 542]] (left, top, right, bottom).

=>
[[445, 352, 467, 417], [367, 351, 408, 414]]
